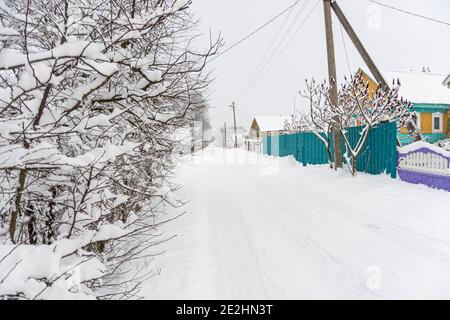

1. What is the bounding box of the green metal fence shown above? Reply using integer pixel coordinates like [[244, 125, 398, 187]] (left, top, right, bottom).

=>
[[263, 122, 398, 178]]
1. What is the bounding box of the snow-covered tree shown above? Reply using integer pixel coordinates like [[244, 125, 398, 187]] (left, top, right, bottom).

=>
[[284, 79, 336, 168], [336, 73, 413, 175], [0, 0, 220, 299], [285, 73, 414, 175]]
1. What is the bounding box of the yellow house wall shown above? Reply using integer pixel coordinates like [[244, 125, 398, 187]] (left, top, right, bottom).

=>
[[250, 119, 260, 138], [420, 113, 432, 134], [420, 112, 448, 134], [250, 119, 259, 132], [359, 71, 378, 98], [400, 112, 448, 135]]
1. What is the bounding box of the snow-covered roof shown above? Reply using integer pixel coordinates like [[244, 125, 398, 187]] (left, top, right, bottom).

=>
[[253, 115, 291, 132], [381, 70, 450, 105]]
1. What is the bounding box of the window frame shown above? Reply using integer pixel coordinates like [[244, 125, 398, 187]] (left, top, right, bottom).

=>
[[447, 117, 450, 134], [414, 111, 421, 131], [432, 112, 443, 133]]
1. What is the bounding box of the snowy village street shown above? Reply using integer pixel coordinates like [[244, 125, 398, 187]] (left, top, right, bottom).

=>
[[143, 148, 450, 300], [2, 0, 450, 304]]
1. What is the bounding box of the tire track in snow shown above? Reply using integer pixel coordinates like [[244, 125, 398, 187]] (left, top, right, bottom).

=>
[[145, 149, 450, 299]]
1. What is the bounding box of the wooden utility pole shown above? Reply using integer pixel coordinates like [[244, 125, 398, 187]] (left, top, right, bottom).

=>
[[223, 122, 227, 148], [229, 102, 238, 148], [323, 0, 343, 169], [330, 1, 388, 88]]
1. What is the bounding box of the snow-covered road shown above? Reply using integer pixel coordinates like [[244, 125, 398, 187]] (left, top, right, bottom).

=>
[[143, 148, 450, 299]]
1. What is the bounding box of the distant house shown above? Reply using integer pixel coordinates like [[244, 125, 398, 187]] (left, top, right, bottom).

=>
[[216, 126, 246, 148], [250, 116, 291, 138], [358, 68, 450, 144]]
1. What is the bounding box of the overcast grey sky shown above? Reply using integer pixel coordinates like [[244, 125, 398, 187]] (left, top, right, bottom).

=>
[[190, 0, 450, 129]]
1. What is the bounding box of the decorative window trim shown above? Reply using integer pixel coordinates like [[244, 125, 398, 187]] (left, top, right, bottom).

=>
[[432, 112, 443, 133], [414, 111, 421, 131]]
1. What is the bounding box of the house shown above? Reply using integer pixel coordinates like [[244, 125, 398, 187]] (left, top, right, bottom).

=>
[[358, 68, 450, 145], [250, 116, 291, 138]]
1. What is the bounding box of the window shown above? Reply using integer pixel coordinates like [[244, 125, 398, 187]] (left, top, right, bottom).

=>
[[432, 112, 443, 133], [434, 117, 440, 130]]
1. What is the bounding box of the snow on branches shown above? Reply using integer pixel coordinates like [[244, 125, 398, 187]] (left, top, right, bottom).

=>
[[336, 73, 413, 174], [284, 73, 414, 175], [284, 79, 336, 167], [0, 0, 220, 299]]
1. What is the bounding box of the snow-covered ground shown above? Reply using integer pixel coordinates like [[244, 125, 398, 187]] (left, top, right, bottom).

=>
[[142, 148, 450, 299]]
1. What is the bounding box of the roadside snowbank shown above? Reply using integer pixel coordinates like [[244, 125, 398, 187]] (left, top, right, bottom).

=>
[[399, 141, 450, 157]]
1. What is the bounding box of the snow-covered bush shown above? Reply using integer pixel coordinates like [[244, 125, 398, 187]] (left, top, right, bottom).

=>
[[0, 0, 220, 299], [435, 139, 450, 151]]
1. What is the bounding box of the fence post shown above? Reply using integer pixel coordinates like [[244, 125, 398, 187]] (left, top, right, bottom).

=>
[[390, 123, 398, 178], [302, 135, 307, 166]]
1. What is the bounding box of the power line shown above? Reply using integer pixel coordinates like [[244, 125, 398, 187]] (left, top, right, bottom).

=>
[[241, 0, 319, 98], [207, 0, 304, 63], [369, 0, 450, 27], [268, 0, 320, 71], [339, 22, 352, 75], [239, 0, 311, 99], [235, 1, 298, 100]]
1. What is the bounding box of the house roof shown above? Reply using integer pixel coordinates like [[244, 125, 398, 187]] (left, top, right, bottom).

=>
[[252, 116, 291, 132], [383, 70, 450, 105], [359, 68, 450, 105]]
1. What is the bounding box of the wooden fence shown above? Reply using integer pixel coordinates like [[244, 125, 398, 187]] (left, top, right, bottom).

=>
[[263, 122, 398, 178], [398, 142, 450, 191]]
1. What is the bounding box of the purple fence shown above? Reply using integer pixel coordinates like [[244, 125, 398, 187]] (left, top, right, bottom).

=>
[[397, 142, 450, 192]]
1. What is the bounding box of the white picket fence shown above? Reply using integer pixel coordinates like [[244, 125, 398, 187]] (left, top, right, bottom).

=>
[[398, 152, 450, 176], [244, 139, 263, 154]]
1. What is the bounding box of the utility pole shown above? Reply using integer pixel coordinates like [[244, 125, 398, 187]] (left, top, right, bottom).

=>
[[323, 0, 343, 169], [229, 102, 238, 148], [330, 1, 388, 88], [223, 122, 227, 148]]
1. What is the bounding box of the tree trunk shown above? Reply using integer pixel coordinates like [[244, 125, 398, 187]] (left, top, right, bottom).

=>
[[25, 202, 37, 244], [326, 143, 333, 169], [10, 168, 27, 243], [44, 187, 57, 244], [352, 155, 357, 176]]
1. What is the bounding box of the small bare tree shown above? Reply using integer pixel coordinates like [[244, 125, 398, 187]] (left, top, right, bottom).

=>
[[285, 74, 414, 175], [335, 73, 413, 175], [284, 79, 336, 168]]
